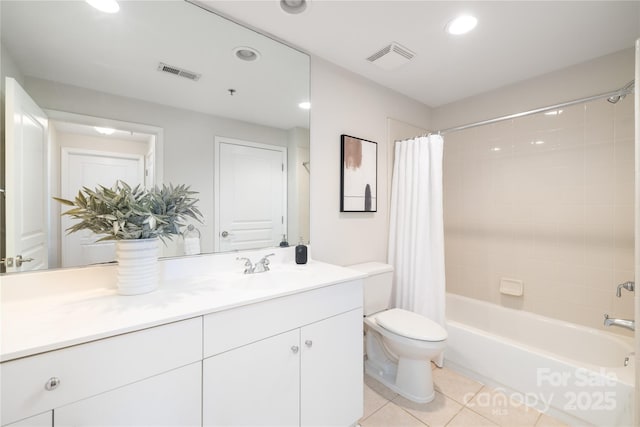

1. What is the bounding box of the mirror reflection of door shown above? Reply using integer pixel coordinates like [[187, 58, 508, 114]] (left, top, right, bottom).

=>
[[3, 77, 48, 273], [215, 138, 287, 252], [61, 149, 144, 268]]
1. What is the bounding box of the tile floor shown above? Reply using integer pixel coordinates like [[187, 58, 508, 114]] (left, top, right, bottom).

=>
[[360, 365, 569, 427]]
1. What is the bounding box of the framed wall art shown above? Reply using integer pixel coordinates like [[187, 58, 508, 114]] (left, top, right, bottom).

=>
[[340, 134, 377, 212]]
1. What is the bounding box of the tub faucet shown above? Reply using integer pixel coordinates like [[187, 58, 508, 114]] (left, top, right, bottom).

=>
[[616, 281, 635, 297], [603, 314, 635, 331]]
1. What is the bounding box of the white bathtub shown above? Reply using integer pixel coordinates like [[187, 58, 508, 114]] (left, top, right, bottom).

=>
[[445, 293, 635, 427]]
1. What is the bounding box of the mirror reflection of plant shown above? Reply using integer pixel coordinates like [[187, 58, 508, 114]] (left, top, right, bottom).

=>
[[54, 181, 203, 241]]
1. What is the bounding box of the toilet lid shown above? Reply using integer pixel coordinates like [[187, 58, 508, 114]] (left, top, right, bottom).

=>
[[376, 308, 447, 342]]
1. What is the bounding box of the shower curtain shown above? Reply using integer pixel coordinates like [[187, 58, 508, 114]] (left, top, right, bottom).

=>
[[388, 134, 446, 364]]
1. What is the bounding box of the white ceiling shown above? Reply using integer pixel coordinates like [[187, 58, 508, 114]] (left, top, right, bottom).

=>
[[1, 1, 310, 130], [205, 0, 640, 107]]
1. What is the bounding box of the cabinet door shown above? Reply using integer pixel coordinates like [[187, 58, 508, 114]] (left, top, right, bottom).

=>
[[53, 363, 201, 426], [4, 412, 51, 427], [300, 308, 363, 427], [203, 329, 300, 427]]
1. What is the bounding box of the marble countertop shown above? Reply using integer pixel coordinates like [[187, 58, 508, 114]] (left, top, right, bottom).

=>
[[1, 251, 365, 362]]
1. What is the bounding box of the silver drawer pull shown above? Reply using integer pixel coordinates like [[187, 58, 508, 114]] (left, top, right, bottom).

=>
[[45, 377, 60, 391], [291, 345, 299, 354], [305, 340, 313, 348]]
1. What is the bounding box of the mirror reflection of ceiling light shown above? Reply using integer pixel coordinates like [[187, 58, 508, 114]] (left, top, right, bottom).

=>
[[94, 126, 116, 135], [446, 15, 478, 35], [280, 0, 308, 14], [298, 101, 311, 110], [233, 47, 261, 62], [86, 0, 120, 14]]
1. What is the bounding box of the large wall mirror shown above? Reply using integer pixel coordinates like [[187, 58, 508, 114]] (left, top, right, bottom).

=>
[[0, 0, 310, 273]]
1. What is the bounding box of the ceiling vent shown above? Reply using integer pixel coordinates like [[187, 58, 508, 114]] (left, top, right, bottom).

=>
[[367, 42, 415, 71], [157, 62, 201, 81]]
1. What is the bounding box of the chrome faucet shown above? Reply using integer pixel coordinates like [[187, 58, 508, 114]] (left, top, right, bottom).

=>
[[616, 281, 635, 297], [236, 257, 255, 274], [253, 253, 275, 273], [236, 253, 275, 274], [603, 314, 635, 331]]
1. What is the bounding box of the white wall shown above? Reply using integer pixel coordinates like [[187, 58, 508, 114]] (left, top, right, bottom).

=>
[[309, 57, 432, 266], [433, 48, 634, 131]]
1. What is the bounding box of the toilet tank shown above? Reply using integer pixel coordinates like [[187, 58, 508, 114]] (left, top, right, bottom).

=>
[[348, 262, 394, 316]]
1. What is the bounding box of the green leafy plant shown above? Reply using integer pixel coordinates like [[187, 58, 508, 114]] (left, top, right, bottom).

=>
[[54, 181, 203, 241]]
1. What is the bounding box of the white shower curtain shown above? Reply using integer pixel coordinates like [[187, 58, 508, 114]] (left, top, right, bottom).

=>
[[388, 134, 446, 357]]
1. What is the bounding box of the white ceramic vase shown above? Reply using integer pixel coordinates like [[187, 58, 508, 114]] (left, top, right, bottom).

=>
[[115, 238, 160, 295]]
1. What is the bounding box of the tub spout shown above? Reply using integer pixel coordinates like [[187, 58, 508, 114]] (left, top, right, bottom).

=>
[[603, 314, 635, 331]]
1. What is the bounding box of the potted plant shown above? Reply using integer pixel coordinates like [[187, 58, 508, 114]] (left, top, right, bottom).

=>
[[54, 181, 203, 295]]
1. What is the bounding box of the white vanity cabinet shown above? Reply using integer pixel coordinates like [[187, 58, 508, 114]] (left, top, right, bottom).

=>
[[202, 280, 363, 427], [0, 318, 202, 427]]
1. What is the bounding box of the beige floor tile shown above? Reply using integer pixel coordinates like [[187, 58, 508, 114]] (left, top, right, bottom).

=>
[[447, 408, 498, 427], [363, 382, 392, 420], [393, 391, 463, 427], [360, 402, 425, 427], [534, 413, 569, 427], [467, 386, 541, 427], [432, 367, 483, 404], [364, 374, 399, 401]]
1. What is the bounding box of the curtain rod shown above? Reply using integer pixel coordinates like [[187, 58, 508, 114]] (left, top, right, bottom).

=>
[[433, 79, 635, 136]]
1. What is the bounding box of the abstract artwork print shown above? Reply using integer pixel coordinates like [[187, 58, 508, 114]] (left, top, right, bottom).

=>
[[340, 135, 377, 212]]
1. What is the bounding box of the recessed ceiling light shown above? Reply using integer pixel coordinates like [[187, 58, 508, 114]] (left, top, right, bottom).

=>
[[280, 0, 308, 14], [233, 47, 261, 62], [530, 140, 545, 145], [86, 0, 120, 14], [298, 101, 311, 110], [446, 15, 477, 35], [94, 126, 116, 135], [490, 146, 501, 152]]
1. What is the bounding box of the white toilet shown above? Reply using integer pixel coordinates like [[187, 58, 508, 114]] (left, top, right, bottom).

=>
[[349, 262, 447, 404]]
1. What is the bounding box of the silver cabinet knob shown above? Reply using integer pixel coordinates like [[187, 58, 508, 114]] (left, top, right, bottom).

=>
[[291, 345, 299, 354], [45, 377, 60, 391], [305, 340, 313, 348], [221, 231, 230, 238]]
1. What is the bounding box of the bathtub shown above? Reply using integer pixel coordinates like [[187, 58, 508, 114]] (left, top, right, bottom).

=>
[[445, 293, 635, 427]]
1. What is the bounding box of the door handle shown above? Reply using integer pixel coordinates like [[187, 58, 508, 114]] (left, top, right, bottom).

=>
[[16, 255, 34, 267]]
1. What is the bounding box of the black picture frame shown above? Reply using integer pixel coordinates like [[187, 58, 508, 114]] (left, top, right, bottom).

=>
[[340, 134, 378, 212]]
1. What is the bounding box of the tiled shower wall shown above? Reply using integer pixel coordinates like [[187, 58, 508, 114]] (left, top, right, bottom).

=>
[[443, 95, 635, 336]]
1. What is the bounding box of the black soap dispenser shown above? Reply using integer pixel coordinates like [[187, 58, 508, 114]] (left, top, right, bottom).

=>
[[295, 238, 307, 264]]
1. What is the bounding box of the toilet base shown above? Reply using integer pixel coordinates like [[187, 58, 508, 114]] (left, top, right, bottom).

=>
[[365, 357, 435, 403]]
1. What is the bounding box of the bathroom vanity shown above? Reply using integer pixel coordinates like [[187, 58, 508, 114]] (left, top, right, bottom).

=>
[[0, 249, 364, 426]]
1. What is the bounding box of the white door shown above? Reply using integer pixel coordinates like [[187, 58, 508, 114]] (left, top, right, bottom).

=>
[[202, 329, 300, 426], [61, 149, 143, 267], [215, 138, 287, 252], [301, 309, 364, 426], [3, 77, 49, 272]]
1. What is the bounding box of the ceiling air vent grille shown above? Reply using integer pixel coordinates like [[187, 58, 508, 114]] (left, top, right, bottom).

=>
[[367, 42, 415, 71], [157, 62, 201, 81]]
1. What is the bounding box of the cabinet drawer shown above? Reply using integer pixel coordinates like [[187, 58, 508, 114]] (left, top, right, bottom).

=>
[[1, 317, 202, 426], [204, 279, 362, 357]]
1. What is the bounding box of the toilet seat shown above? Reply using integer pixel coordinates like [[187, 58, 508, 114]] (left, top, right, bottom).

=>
[[375, 308, 447, 342]]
